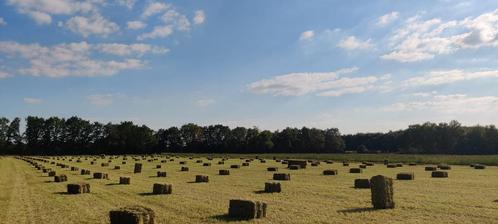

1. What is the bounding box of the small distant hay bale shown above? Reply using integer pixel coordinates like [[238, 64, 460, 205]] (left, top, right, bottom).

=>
[[203, 163, 211, 167], [161, 160, 167, 163], [109, 205, 155, 224], [180, 167, 189, 172], [157, 171, 167, 177], [48, 171, 56, 177], [383, 160, 389, 165], [219, 170, 230, 175], [342, 162, 349, 166], [101, 163, 109, 167], [469, 164, 475, 167], [370, 175, 395, 209], [156, 165, 162, 169], [425, 166, 437, 171], [122, 162, 126, 165], [409, 163, 417, 166], [94, 172, 108, 179], [114, 166, 121, 170], [396, 172, 415, 180], [395, 163, 403, 167], [273, 173, 290, 181], [43, 168, 51, 173], [218, 161, 224, 165], [264, 182, 281, 193], [152, 183, 172, 194], [230, 165, 240, 169], [281, 161, 288, 165], [260, 160, 266, 163], [179, 161, 186, 165], [71, 167, 79, 171], [119, 177, 131, 185], [432, 171, 448, 178], [386, 164, 397, 168], [195, 175, 209, 183], [267, 167, 278, 172], [359, 164, 367, 169], [325, 160, 333, 164], [242, 162, 250, 166], [365, 162, 374, 166], [196, 160, 203, 163], [228, 199, 267, 220], [67, 183, 90, 194], [349, 168, 362, 173], [81, 169, 91, 175], [354, 179, 370, 189], [287, 160, 307, 169], [288, 165, 300, 170], [437, 164, 451, 170], [134, 163, 142, 173], [474, 164, 486, 169], [90, 161, 95, 165], [54, 175, 68, 182], [323, 169, 338, 175]]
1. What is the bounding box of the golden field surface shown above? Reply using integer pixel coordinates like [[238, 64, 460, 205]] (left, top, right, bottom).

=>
[[0, 155, 497, 224]]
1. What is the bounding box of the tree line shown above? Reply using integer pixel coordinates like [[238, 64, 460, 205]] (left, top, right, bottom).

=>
[[1, 116, 497, 155]]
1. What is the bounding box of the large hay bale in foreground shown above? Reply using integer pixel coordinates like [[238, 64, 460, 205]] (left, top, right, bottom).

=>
[[134, 163, 142, 173], [228, 199, 267, 220], [157, 172, 167, 177], [273, 173, 290, 181], [152, 183, 172, 194], [323, 169, 338, 175], [354, 179, 370, 188], [267, 167, 278, 172], [431, 171, 448, 178], [219, 170, 230, 175], [54, 175, 68, 182], [287, 160, 307, 169], [195, 175, 209, 183], [67, 183, 90, 194], [349, 168, 362, 173], [109, 205, 155, 224], [370, 175, 394, 209], [264, 182, 281, 193], [425, 166, 437, 171], [396, 172, 414, 180], [120, 177, 131, 185]]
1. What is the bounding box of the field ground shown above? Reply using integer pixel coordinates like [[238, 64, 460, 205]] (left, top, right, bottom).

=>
[[0, 155, 497, 224]]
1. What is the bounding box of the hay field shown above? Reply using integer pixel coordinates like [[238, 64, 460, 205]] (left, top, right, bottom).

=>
[[0, 155, 497, 224]]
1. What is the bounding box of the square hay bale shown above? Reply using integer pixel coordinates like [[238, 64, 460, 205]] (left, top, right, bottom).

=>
[[152, 183, 172, 194], [395, 163, 403, 167], [180, 161, 187, 165], [134, 163, 142, 173], [161, 160, 167, 163], [48, 171, 56, 177], [54, 175, 68, 182], [242, 163, 250, 166], [264, 182, 281, 193], [260, 160, 266, 163], [359, 164, 367, 169], [67, 183, 90, 194], [94, 172, 108, 179], [287, 160, 307, 169], [425, 166, 437, 171], [101, 163, 109, 167], [474, 164, 486, 169], [195, 175, 209, 183], [370, 175, 395, 209], [218, 161, 225, 165], [81, 169, 91, 175], [432, 171, 448, 178], [71, 167, 79, 171], [196, 160, 203, 163], [267, 167, 278, 172], [281, 161, 288, 165], [109, 205, 155, 224], [323, 169, 338, 175], [230, 165, 240, 169], [203, 163, 211, 167], [288, 165, 300, 170], [90, 161, 95, 165], [354, 179, 370, 189], [325, 160, 333, 164], [156, 165, 162, 169], [343, 162, 349, 166], [273, 173, 290, 181], [219, 170, 230, 175], [119, 177, 131, 185], [349, 168, 362, 173], [396, 172, 415, 180], [365, 162, 374, 166], [157, 172, 167, 177], [228, 199, 267, 220], [437, 164, 451, 170], [311, 162, 319, 167], [409, 163, 417, 166], [43, 168, 51, 173], [122, 162, 127, 165], [180, 167, 189, 172], [386, 164, 397, 168]]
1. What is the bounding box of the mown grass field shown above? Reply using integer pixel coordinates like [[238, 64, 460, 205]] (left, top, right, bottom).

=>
[[0, 154, 497, 224]]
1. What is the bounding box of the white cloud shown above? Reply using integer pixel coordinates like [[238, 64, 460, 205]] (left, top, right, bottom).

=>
[[87, 93, 123, 106], [384, 94, 498, 114], [193, 10, 205, 25], [0, 71, 11, 79], [23, 97, 43, 105], [141, 2, 170, 18], [137, 25, 173, 40], [127, 20, 146, 30], [0, 41, 149, 78], [195, 98, 215, 107], [377, 12, 399, 26], [337, 36, 373, 50], [95, 43, 169, 56], [65, 14, 119, 37], [300, 30, 315, 41], [403, 69, 498, 87], [115, 0, 136, 9], [28, 11, 52, 25], [247, 67, 390, 97], [0, 17, 7, 26]]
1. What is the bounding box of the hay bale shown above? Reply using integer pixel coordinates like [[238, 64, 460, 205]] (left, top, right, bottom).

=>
[[311, 162, 319, 167], [267, 167, 278, 172], [288, 165, 300, 170], [67, 183, 90, 194], [94, 172, 108, 179], [354, 179, 370, 189], [54, 175, 68, 182], [396, 172, 415, 180], [218, 161, 224, 165], [219, 170, 230, 175], [152, 183, 172, 194], [342, 162, 349, 166], [325, 160, 333, 164], [196, 160, 203, 163], [180, 167, 189, 172], [273, 173, 290, 181], [365, 162, 374, 166], [81, 169, 91, 175], [242, 162, 250, 166], [203, 163, 211, 167], [396, 163, 403, 167], [359, 164, 367, 169], [437, 164, 451, 170], [114, 166, 121, 170], [134, 163, 142, 173], [370, 175, 395, 209], [195, 175, 209, 183], [228, 199, 267, 220], [109, 205, 155, 224], [48, 171, 56, 177], [156, 165, 162, 169], [71, 167, 79, 171], [264, 182, 281, 193], [122, 162, 126, 165], [157, 172, 167, 177], [101, 163, 109, 167], [409, 163, 417, 166], [431, 171, 448, 178], [323, 169, 338, 175], [119, 177, 131, 185], [425, 166, 437, 171], [474, 164, 486, 169], [349, 168, 362, 173], [386, 164, 397, 168], [230, 165, 240, 169], [287, 160, 307, 169], [179, 161, 186, 165]]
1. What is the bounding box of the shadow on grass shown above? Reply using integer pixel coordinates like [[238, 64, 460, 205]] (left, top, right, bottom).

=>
[[209, 214, 248, 222], [187, 181, 207, 184], [53, 192, 70, 195], [105, 183, 122, 186], [337, 207, 376, 213], [138, 192, 158, 196], [493, 199, 498, 203], [254, 190, 277, 194]]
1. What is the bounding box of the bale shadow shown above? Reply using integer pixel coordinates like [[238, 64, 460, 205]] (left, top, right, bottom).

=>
[[106, 183, 121, 186], [138, 192, 156, 196], [209, 214, 246, 222], [337, 207, 376, 213], [44, 180, 53, 183], [186, 181, 206, 184], [493, 199, 498, 203], [253, 190, 272, 194], [53, 192, 70, 195]]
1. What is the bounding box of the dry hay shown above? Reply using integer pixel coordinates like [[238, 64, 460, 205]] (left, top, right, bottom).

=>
[[157, 172, 167, 177], [424, 166, 437, 171], [370, 175, 395, 209], [67, 183, 90, 194], [354, 179, 370, 189], [203, 163, 211, 167], [109, 205, 155, 224], [94, 172, 109, 179], [230, 165, 240, 169], [228, 199, 267, 220], [396, 172, 415, 180], [54, 174, 68, 182], [180, 167, 189, 172], [195, 175, 209, 183], [219, 170, 230, 175], [288, 165, 300, 170], [264, 182, 281, 193], [474, 164, 486, 169], [152, 183, 172, 194], [134, 163, 142, 173], [81, 169, 91, 175], [323, 169, 338, 175], [431, 171, 448, 178], [386, 164, 397, 168], [349, 168, 362, 173], [119, 177, 131, 185], [156, 165, 162, 169], [267, 167, 278, 172], [273, 173, 290, 181], [437, 164, 451, 170], [114, 166, 121, 170], [287, 160, 307, 169]]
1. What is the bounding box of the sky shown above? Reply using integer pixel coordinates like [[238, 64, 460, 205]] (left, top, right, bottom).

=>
[[2, 0, 498, 134]]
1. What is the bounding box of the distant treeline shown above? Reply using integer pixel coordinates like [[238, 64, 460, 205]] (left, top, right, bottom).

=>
[[0, 117, 497, 155]]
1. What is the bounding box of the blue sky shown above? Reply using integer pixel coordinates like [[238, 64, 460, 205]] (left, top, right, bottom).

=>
[[2, 0, 498, 134]]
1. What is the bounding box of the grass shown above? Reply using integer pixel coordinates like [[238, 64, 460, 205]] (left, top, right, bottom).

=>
[[0, 154, 497, 223]]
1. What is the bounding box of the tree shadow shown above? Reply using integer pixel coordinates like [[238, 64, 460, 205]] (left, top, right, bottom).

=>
[[209, 214, 247, 222], [337, 207, 376, 213]]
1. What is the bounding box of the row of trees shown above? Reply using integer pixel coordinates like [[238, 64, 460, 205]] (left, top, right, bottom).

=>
[[1, 116, 498, 155]]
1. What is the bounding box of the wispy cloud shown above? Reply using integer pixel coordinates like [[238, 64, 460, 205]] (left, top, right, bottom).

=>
[[337, 36, 373, 50], [377, 12, 399, 26], [23, 97, 43, 105], [193, 10, 205, 25], [195, 98, 215, 107], [300, 30, 315, 41], [87, 93, 125, 106]]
